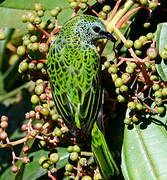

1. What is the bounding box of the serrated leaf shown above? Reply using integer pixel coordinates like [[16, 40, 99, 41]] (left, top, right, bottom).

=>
[[0, 0, 73, 31], [155, 23, 167, 82], [121, 106, 167, 180]]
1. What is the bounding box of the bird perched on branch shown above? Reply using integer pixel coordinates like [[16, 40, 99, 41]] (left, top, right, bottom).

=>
[[47, 14, 119, 179]]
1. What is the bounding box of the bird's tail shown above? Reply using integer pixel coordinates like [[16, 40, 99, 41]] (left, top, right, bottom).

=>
[[91, 122, 119, 179]]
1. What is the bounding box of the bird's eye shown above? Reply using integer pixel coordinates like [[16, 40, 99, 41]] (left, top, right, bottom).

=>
[[92, 26, 101, 33]]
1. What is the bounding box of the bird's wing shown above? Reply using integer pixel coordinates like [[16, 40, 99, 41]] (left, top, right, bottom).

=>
[[47, 39, 102, 136]]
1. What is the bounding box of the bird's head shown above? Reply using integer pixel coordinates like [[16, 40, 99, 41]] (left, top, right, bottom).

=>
[[63, 15, 116, 46]]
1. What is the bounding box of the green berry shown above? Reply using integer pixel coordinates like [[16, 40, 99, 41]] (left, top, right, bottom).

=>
[[23, 39, 31, 46], [50, 9, 59, 17], [156, 106, 165, 114], [42, 162, 50, 169], [162, 87, 167, 96], [31, 95, 39, 104], [125, 66, 135, 74], [135, 50, 142, 56], [49, 153, 60, 163], [152, 84, 160, 91], [70, 2, 79, 8], [114, 78, 123, 88], [155, 97, 162, 106], [154, 90, 162, 97], [149, 1, 158, 10], [79, 158, 87, 166], [108, 64, 118, 74], [136, 103, 143, 111], [111, 74, 118, 81], [21, 14, 28, 23], [34, 16, 42, 25], [124, 118, 131, 125], [81, 176, 92, 180], [140, 0, 148, 5], [128, 101, 136, 110], [99, 11, 107, 20], [139, 35, 147, 44], [103, 61, 110, 68], [37, 10, 44, 17], [160, 50, 167, 59], [93, 173, 102, 180], [115, 88, 120, 94], [102, 5, 111, 13], [73, 145, 80, 153], [26, 22, 35, 32], [30, 35, 38, 42], [53, 127, 62, 137], [39, 43, 48, 53], [35, 85, 44, 95], [67, 146, 73, 153], [132, 115, 139, 122], [146, 33, 154, 40], [17, 45, 26, 56], [117, 95, 126, 103], [120, 85, 128, 92], [134, 39, 142, 49], [32, 43, 39, 51], [70, 152, 79, 161], [39, 22, 47, 29], [121, 73, 130, 83], [34, 3, 43, 11], [65, 164, 73, 172], [150, 75, 158, 81], [19, 61, 28, 72], [52, 114, 59, 121], [39, 156, 47, 165], [143, 22, 151, 28], [37, 62, 44, 69], [41, 107, 49, 116], [124, 40, 133, 48], [28, 62, 36, 70]]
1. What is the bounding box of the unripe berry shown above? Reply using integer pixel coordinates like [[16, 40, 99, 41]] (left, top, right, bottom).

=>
[[114, 78, 123, 88], [127, 101, 136, 110], [124, 118, 131, 125], [102, 5, 111, 13], [19, 61, 28, 72], [81, 176, 92, 180], [134, 39, 142, 49], [124, 40, 133, 48], [70, 152, 79, 161], [49, 153, 60, 163], [117, 95, 126, 103], [17, 46, 26, 56], [65, 163, 73, 171], [39, 43, 48, 53], [31, 95, 40, 104], [73, 145, 80, 153]]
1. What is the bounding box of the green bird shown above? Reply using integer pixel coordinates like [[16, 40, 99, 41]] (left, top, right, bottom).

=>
[[47, 14, 119, 179]]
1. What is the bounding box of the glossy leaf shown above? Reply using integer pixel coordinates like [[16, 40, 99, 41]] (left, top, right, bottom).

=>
[[155, 23, 167, 82], [121, 106, 167, 180], [0, 0, 73, 30], [0, 147, 69, 180]]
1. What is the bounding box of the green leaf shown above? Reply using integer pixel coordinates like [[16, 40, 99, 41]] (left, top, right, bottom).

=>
[[155, 23, 167, 82], [121, 106, 167, 180], [0, 147, 69, 180], [0, 0, 73, 31]]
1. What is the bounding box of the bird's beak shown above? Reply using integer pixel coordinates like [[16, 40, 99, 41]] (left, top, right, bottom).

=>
[[100, 31, 116, 42]]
